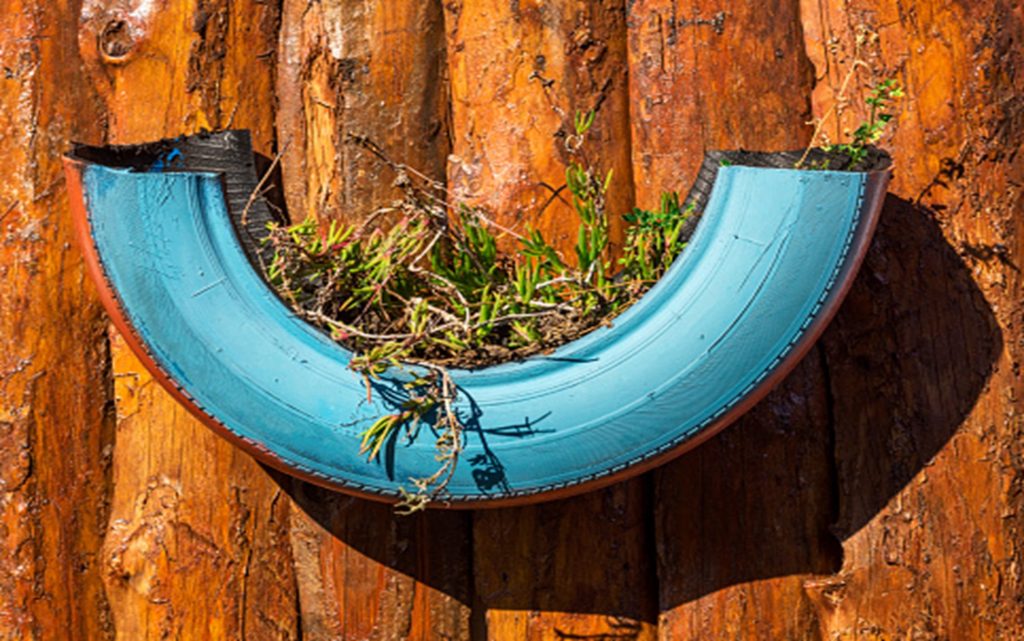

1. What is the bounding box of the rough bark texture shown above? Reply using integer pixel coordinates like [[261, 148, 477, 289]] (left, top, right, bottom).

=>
[[445, 0, 635, 252], [277, 0, 450, 224], [0, 0, 1021, 639], [802, 2, 1024, 638], [627, 0, 813, 207], [286, 482, 471, 641], [276, 3, 472, 638], [77, 0, 299, 639], [0, 2, 114, 639]]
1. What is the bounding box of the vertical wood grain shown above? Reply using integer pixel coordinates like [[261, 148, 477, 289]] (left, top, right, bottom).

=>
[[277, 2, 472, 638], [627, 0, 813, 207], [626, 2, 835, 639], [802, 1, 1024, 638], [445, 2, 656, 639], [287, 484, 471, 641], [472, 483, 657, 640], [277, 0, 449, 224], [77, 0, 299, 638], [445, 0, 634, 253], [0, 1, 114, 638]]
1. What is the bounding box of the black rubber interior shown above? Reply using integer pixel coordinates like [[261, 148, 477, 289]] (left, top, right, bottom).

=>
[[71, 130, 280, 268]]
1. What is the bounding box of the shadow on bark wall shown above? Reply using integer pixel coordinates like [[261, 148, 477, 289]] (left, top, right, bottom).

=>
[[821, 195, 1004, 540], [279, 192, 1001, 619]]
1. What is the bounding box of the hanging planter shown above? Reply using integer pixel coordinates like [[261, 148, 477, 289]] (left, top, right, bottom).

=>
[[65, 130, 890, 507]]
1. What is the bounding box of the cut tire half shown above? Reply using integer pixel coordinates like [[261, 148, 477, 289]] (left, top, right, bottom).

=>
[[65, 131, 890, 507]]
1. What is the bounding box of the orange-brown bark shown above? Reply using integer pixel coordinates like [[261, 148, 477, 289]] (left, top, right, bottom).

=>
[[445, 0, 634, 254], [287, 484, 471, 641], [277, 0, 449, 224], [77, 0, 299, 638], [627, 0, 813, 208], [802, 1, 1024, 638], [0, 2, 113, 638]]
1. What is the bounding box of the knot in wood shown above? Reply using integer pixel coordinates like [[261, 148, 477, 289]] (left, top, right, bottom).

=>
[[99, 19, 135, 63]]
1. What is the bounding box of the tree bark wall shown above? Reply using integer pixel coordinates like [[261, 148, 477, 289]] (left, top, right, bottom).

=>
[[446, 0, 634, 251], [802, 2, 1024, 638], [0, 2, 112, 638], [77, 0, 298, 638], [0, 0, 1021, 639], [276, 0, 449, 225]]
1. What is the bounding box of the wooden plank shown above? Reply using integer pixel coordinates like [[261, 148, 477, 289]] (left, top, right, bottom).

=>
[[472, 483, 657, 640], [627, 0, 812, 207], [276, 2, 472, 638], [626, 2, 836, 639], [277, 0, 449, 224], [445, 0, 634, 252], [445, 2, 656, 638], [287, 483, 471, 640], [0, 2, 113, 638], [105, 342, 298, 640], [802, 1, 1024, 637], [77, 1, 299, 638]]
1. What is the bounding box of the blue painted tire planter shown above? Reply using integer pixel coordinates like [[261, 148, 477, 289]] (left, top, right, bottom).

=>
[[65, 131, 890, 507]]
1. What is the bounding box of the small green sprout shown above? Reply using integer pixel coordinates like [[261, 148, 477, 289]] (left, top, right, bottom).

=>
[[826, 78, 904, 166]]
